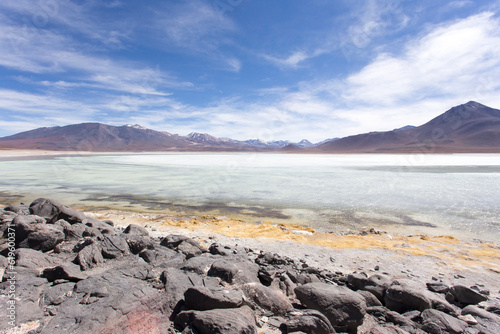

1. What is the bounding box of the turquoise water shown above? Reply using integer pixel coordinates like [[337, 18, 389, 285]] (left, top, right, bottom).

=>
[[1, 153, 499, 241]]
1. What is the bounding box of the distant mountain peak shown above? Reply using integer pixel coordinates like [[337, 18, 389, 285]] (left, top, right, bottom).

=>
[[125, 124, 147, 130], [393, 125, 415, 131]]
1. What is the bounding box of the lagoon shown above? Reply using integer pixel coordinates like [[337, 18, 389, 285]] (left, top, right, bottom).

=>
[[1, 153, 499, 242]]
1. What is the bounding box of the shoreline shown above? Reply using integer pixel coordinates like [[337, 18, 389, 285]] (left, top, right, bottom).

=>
[[85, 208, 500, 280]]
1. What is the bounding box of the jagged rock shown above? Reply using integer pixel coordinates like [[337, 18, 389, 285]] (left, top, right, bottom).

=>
[[63, 223, 87, 240], [82, 225, 104, 240], [208, 258, 260, 284], [462, 305, 500, 333], [175, 306, 257, 334], [18, 224, 65, 252], [184, 286, 244, 311], [29, 198, 63, 223], [123, 234, 154, 254], [426, 282, 450, 294], [242, 282, 293, 316], [363, 274, 392, 303], [0, 275, 48, 329], [123, 223, 149, 236], [366, 306, 420, 331], [4, 203, 29, 215], [14, 248, 65, 273], [209, 243, 246, 256], [58, 206, 86, 225], [161, 267, 210, 311], [42, 263, 86, 282], [84, 217, 115, 234], [100, 235, 130, 259], [180, 255, 219, 275], [347, 272, 368, 290], [178, 240, 204, 259], [44, 282, 75, 305], [256, 252, 290, 266], [74, 242, 104, 270], [282, 309, 335, 334], [364, 324, 413, 334], [139, 247, 180, 266], [295, 283, 367, 333], [421, 309, 467, 334], [357, 290, 383, 307], [449, 285, 488, 305], [161, 234, 192, 248], [41, 264, 170, 334], [385, 279, 432, 313]]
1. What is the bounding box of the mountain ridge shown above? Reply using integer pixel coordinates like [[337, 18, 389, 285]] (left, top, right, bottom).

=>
[[1, 101, 499, 153]]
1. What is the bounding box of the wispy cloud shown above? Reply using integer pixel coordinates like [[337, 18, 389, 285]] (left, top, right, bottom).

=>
[[261, 50, 325, 69]]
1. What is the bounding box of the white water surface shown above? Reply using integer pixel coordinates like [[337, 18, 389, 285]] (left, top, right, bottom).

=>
[[1, 153, 499, 241]]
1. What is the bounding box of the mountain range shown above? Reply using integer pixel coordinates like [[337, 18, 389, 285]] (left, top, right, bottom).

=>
[[0, 101, 499, 153]]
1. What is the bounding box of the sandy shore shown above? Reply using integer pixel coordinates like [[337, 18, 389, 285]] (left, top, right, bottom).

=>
[[83, 208, 500, 299]]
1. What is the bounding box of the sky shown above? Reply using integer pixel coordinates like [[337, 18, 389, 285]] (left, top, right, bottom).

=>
[[1, 0, 500, 142]]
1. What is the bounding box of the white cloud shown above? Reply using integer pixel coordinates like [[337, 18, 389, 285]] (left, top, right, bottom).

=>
[[343, 12, 500, 105], [262, 51, 313, 69]]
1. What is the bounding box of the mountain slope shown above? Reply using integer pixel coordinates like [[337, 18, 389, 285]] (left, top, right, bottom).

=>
[[313, 101, 500, 153], [0, 123, 254, 151]]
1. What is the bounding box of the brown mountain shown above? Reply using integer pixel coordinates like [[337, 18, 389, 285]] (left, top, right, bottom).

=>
[[311, 101, 500, 153], [0, 123, 257, 152]]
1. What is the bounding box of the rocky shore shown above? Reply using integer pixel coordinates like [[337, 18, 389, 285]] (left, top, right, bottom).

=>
[[1, 198, 499, 333]]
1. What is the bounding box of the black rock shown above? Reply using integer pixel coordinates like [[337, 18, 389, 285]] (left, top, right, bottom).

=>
[[184, 286, 244, 311], [29, 198, 63, 223], [357, 290, 383, 307], [295, 282, 367, 333], [18, 224, 65, 252], [347, 272, 368, 290], [385, 279, 432, 313], [449, 285, 488, 305], [282, 309, 335, 334], [363, 274, 392, 303], [208, 258, 259, 284], [242, 282, 293, 316], [426, 282, 450, 294], [421, 309, 467, 334], [174, 306, 257, 334], [44, 282, 75, 305], [462, 305, 500, 333], [100, 235, 130, 259], [42, 263, 86, 282], [138, 247, 179, 266], [123, 223, 149, 237], [74, 242, 104, 271]]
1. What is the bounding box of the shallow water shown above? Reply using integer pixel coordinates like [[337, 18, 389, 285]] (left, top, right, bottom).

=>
[[1, 153, 499, 241]]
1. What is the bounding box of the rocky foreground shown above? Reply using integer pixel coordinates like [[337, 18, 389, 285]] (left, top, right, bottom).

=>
[[0, 199, 499, 334]]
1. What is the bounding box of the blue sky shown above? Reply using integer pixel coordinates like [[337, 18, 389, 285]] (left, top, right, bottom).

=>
[[1, 0, 500, 142]]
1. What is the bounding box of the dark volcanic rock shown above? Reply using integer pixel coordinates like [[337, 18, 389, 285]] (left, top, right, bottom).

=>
[[426, 282, 450, 294], [44, 282, 75, 306], [74, 242, 104, 270], [462, 305, 500, 333], [42, 263, 86, 282], [366, 306, 420, 331], [100, 235, 130, 259], [184, 286, 244, 311], [449, 285, 488, 305], [18, 224, 65, 252], [242, 282, 293, 316], [283, 309, 335, 334], [347, 272, 368, 290], [29, 198, 63, 223], [357, 290, 383, 307], [123, 223, 149, 236], [363, 274, 392, 303], [175, 306, 257, 334], [385, 279, 432, 313], [295, 282, 367, 333], [139, 247, 179, 266], [208, 258, 259, 284], [0, 275, 49, 328], [42, 264, 170, 334], [421, 309, 467, 334], [123, 234, 154, 254]]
